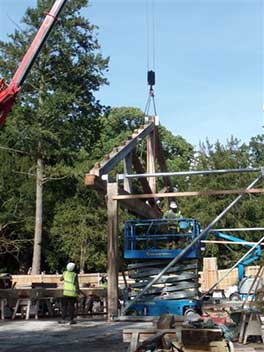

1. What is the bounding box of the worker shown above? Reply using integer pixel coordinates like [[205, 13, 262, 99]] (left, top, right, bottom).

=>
[[163, 201, 183, 247], [163, 201, 182, 219], [59, 262, 79, 325]]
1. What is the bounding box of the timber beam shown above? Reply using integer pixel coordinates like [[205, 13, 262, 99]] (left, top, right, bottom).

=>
[[154, 129, 171, 191], [132, 153, 156, 206], [85, 174, 161, 219], [112, 188, 264, 200], [88, 123, 154, 178]]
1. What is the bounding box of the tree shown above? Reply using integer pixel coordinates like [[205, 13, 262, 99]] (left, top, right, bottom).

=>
[[0, 146, 35, 272], [0, 0, 108, 273], [92, 107, 144, 160], [248, 134, 264, 166], [186, 136, 264, 267], [48, 189, 107, 273]]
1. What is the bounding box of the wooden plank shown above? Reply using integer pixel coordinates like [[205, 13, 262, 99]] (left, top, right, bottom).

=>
[[123, 329, 178, 343], [124, 153, 133, 193], [132, 153, 153, 195], [107, 182, 119, 321], [129, 332, 139, 352], [115, 315, 156, 322], [89, 123, 154, 177], [155, 129, 171, 192], [146, 130, 156, 193], [113, 188, 264, 200], [203, 257, 219, 291], [132, 153, 156, 207], [12, 273, 101, 287]]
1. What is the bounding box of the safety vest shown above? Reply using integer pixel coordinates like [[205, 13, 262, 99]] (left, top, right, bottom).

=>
[[163, 209, 182, 219], [63, 271, 77, 297]]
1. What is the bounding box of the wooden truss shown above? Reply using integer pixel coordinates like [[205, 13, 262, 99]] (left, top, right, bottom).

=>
[[85, 115, 172, 320], [85, 116, 172, 219]]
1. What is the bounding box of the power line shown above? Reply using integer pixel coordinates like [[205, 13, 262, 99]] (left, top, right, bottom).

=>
[[151, 0, 156, 70], [144, 0, 158, 116]]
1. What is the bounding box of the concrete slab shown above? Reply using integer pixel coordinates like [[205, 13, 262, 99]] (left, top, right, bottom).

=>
[[1, 318, 262, 352], [0, 318, 138, 352]]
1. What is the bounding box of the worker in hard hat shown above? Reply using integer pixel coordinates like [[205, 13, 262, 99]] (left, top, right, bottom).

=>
[[163, 201, 182, 219], [59, 262, 79, 324], [163, 201, 183, 247]]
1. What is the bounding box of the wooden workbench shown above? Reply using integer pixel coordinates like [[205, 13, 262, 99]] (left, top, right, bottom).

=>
[[123, 327, 226, 352], [0, 287, 107, 320]]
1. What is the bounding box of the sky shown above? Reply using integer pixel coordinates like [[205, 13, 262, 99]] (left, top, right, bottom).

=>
[[0, 0, 263, 148]]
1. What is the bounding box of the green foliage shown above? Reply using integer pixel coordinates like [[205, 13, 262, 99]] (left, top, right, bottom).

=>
[[183, 136, 264, 268], [47, 189, 107, 272], [93, 107, 144, 160], [0, 1, 263, 275], [0, 0, 109, 159], [0, 0, 108, 272]]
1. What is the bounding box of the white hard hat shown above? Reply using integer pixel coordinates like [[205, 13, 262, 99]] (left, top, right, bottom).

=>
[[169, 201, 177, 209], [66, 262, 75, 272]]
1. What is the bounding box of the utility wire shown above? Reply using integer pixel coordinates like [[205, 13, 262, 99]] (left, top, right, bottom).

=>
[[144, 0, 158, 116], [146, 0, 150, 71], [151, 0, 156, 70], [145, 0, 156, 72]]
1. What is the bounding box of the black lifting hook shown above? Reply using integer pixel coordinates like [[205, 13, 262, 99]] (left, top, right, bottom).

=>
[[147, 70, 155, 87]]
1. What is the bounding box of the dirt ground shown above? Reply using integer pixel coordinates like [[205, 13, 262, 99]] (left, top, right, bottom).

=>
[[0, 318, 135, 352]]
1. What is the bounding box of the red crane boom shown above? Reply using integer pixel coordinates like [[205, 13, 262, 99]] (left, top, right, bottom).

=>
[[0, 0, 68, 127]]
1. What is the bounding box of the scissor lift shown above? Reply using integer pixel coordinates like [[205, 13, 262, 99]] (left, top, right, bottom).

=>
[[124, 218, 202, 316]]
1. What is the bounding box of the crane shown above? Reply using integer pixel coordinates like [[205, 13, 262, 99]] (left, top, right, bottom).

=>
[[0, 0, 68, 127]]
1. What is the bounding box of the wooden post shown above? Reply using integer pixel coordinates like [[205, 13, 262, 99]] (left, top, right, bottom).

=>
[[107, 182, 119, 320], [146, 130, 156, 193], [124, 153, 133, 193]]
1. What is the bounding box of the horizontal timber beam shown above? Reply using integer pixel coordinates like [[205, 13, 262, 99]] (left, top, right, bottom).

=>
[[113, 188, 264, 200], [85, 174, 161, 219]]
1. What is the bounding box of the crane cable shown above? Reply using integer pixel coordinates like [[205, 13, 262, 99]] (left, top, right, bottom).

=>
[[144, 0, 157, 116]]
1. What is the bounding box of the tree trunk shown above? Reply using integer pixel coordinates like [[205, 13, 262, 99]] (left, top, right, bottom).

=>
[[32, 156, 44, 274], [80, 239, 87, 273], [32, 71, 45, 275]]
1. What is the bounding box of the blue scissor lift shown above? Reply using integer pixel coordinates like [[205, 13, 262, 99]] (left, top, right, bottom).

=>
[[124, 218, 203, 316]]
